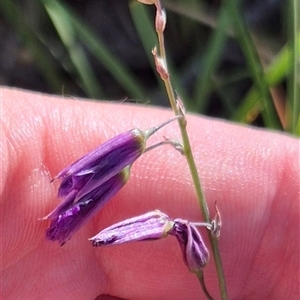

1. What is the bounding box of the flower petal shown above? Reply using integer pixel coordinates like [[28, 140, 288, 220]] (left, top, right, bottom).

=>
[[56, 129, 146, 199], [171, 219, 209, 273], [46, 168, 130, 245], [89, 210, 174, 246]]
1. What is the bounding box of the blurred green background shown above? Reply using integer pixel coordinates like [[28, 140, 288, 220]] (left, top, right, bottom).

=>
[[1, 0, 299, 134]]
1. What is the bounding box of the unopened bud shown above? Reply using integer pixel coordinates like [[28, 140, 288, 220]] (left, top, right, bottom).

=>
[[211, 202, 222, 238], [155, 8, 166, 33], [89, 210, 174, 246], [152, 47, 169, 80], [170, 219, 209, 273]]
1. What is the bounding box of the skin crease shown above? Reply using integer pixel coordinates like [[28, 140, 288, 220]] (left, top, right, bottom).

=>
[[0, 87, 299, 300]]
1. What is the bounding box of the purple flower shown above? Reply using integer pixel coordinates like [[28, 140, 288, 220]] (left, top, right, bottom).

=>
[[56, 129, 146, 201], [89, 210, 174, 246], [170, 219, 210, 273], [44, 116, 180, 220], [43, 117, 181, 244], [43, 129, 146, 223], [46, 168, 130, 245], [89, 211, 210, 273]]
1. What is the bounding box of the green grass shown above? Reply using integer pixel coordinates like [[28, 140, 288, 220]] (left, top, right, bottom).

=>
[[1, 0, 299, 135]]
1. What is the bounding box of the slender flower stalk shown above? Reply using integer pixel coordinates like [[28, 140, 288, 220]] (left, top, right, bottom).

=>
[[137, 1, 228, 298]]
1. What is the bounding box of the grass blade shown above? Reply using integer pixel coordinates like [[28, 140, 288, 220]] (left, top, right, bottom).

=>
[[1, 0, 64, 93], [233, 45, 293, 125], [42, 0, 104, 98], [192, 3, 229, 113], [42, 0, 147, 100], [287, 0, 300, 135], [226, 0, 282, 129]]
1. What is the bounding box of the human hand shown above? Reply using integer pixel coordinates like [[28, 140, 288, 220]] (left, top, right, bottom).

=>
[[1, 88, 299, 300]]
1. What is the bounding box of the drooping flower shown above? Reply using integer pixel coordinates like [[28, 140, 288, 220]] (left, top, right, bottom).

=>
[[42, 116, 181, 244], [44, 129, 146, 220], [44, 116, 181, 220], [89, 211, 210, 273], [46, 168, 130, 245], [89, 210, 174, 246], [57, 129, 145, 198], [170, 219, 210, 273]]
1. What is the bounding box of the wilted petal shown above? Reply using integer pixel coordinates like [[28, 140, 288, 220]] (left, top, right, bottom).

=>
[[89, 210, 174, 246], [46, 168, 130, 245], [170, 219, 209, 273]]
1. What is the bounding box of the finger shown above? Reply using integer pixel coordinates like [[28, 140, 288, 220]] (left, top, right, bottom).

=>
[[1, 88, 298, 300]]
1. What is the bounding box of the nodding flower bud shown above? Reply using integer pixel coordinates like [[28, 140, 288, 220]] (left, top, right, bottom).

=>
[[42, 117, 181, 244], [56, 129, 146, 200], [152, 47, 169, 80], [170, 219, 210, 273], [46, 168, 130, 245], [49, 116, 180, 216], [90, 211, 211, 274], [155, 8, 166, 33], [42, 129, 146, 223], [89, 210, 174, 246]]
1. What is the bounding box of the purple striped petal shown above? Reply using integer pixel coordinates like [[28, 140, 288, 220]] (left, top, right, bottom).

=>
[[89, 210, 174, 246], [43, 117, 181, 244], [89, 210, 210, 273], [170, 219, 209, 273], [46, 169, 130, 245], [56, 129, 146, 200]]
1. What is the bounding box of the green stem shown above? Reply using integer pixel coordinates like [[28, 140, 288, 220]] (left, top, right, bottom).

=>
[[197, 271, 214, 300], [154, 2, 228, 299], [288, 0, 300, 135]]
